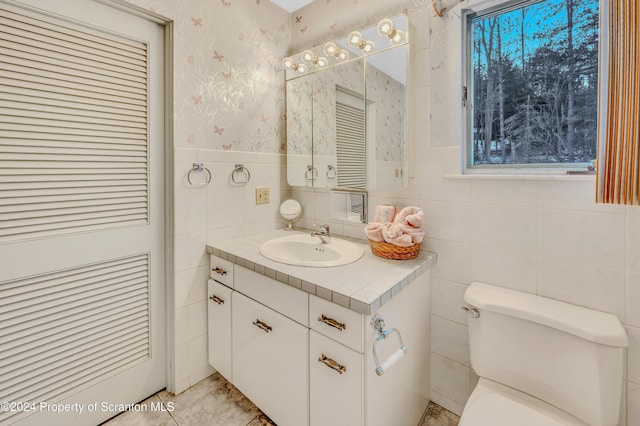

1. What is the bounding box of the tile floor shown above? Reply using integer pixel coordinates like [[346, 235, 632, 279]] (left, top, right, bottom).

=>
[[102, 373, 459, 426]]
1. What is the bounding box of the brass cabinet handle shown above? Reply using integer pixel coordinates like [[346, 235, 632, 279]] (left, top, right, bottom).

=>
[[318, 314, 346, 331], [212, 267, 227, 276], [318, 354, 346, 374], [209, 295, 224, 305], [252, 319, 272, 333]]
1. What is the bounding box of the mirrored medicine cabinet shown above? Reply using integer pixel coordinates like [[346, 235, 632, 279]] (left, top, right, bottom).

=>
[[285, 15, 410, 191]]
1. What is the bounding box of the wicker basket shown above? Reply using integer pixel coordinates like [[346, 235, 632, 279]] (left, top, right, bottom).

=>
[[367, 239, 421, 260]]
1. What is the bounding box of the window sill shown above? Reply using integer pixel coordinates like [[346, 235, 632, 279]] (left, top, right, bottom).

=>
[[444, 173, 596, 181]]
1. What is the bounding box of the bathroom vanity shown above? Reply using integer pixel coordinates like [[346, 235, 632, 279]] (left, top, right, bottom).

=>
[[206, 230, 435, 426]]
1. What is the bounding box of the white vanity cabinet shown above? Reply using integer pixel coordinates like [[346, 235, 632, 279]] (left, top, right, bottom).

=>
[[207, 252, 431, 426]]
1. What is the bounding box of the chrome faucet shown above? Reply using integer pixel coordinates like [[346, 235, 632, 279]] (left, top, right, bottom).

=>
[[310, 224, 331, 243]]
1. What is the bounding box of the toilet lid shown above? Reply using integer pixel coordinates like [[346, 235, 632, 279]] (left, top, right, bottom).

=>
[[459, 379, 589, 426]]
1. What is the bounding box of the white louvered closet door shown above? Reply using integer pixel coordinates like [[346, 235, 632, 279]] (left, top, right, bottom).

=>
[[0, 1, 166, 425]]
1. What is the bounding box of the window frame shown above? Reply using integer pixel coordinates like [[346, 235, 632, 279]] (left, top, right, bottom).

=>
[[461, 0, 598, 175]]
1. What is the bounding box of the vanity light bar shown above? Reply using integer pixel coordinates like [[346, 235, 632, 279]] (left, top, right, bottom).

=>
[[283, 16, 406, 72]]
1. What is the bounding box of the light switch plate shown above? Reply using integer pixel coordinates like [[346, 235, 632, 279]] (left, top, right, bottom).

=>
[[255, 187, 270, 204]]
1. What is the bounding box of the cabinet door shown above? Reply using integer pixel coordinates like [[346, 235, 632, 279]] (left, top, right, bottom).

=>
[[232, 292, 309, 426], [207, 279, 233, 381], [310, 330, 363, 426]]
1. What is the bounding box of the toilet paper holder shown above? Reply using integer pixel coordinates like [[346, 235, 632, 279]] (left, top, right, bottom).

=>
[[372, 315, 408, 376]]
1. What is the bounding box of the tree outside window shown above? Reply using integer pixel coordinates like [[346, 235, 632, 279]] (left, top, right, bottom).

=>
[[467, 0, 599, 167]]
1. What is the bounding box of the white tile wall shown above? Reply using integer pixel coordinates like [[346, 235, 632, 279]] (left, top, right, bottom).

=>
[[628, 326, 640, 384], [471, 204, 537, 254], [431, 316, 469, 366], [629, 382, 640, 426], [471, 246, 537, 293], [537, 209, 626, 268], [629, 271, 640, 327], [430, 277, 468, 326], [537, 257, 625, 317], [430, 353, 470, 407], [172, 148, 288, 393]]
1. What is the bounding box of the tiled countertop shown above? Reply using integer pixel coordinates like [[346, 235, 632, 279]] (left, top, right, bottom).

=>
[[206, 229, 436, 315]]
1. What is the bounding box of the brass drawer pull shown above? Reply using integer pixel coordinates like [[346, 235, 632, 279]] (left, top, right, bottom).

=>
[[253, 319, 272, 333], [318, 314, 346, 331], [212, 267, 227, 276], [209, 295, 224, 305], [318, 354, 346, 374]]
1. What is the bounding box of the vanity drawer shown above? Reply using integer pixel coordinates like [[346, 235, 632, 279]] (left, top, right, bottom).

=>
[[235, 266, 308, 326], [309, 294, 364, 353], [210, 255, 234, 287]]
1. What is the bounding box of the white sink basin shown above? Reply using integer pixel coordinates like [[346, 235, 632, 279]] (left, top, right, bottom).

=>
[[259, 234, 364, 267]]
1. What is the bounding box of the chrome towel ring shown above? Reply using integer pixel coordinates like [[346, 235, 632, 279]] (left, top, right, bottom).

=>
[[187, 162, 212, 187], [305, 165, 318, 182], [231, 164, 251, 184], [326, 165, 336, 179]]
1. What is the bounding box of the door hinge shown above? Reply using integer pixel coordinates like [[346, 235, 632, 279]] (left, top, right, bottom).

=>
[[462, 85, 468, 107]]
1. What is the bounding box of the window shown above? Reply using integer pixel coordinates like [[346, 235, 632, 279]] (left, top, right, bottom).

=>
[[465, 0, 600, 169]]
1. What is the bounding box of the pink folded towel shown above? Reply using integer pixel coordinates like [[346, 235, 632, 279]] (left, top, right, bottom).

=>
[[381, 223, 414, 247], [374, 204, 396, 223], [398, 224, 425, 244], [365, 222, 384, 242], [365, 205, 426, 248], [393, 206, 424, 228]]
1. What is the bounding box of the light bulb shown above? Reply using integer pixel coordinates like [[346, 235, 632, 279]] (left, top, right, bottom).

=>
[[301, 50, 314, 62], [323, 41, 337, 56], [390, 29, 405, 45], [377, 18, 394, 37], [347, 31, 363, 48], [362, 40, 375, 53], [316, 56, 328, 67], [296, 63, 308, 73], [337, 49, 349, 61], [282, 57, 294, 69]]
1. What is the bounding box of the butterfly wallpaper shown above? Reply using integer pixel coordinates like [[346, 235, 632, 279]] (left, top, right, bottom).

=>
[[123, 0, 290, 153], [120, 0, 416, 155]]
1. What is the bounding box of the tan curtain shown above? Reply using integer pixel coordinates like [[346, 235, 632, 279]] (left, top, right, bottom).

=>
[[597, 0, 640, 204]]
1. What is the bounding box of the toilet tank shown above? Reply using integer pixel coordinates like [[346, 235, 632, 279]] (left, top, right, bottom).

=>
[[464, 282, 628, 426]]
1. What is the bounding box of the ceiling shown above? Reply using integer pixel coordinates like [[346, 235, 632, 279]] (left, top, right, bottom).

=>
[[270, 0, 315, 13]]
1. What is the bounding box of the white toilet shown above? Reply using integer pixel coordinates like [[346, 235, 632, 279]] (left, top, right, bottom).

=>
[[459, 282, 628, 426]]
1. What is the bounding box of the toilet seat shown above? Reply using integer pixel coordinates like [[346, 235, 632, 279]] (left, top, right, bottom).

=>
[[459, 378, 590, 426]]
